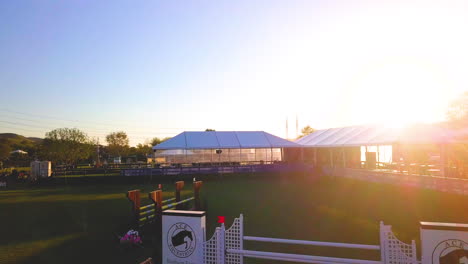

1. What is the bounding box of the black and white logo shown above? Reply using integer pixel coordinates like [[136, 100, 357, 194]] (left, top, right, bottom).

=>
[[432, 239, 468, 264], [167, 222, 196, 258]]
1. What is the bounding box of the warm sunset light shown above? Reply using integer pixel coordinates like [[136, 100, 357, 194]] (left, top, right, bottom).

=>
[[1, 1, 467, 264], [2, 1, 468, 142], [346, 61, 451, 128]]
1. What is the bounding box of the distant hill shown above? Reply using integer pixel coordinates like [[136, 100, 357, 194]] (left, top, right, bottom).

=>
[[27, 137, 43, 143], [0, 133, 42, 146], [0, 133, 24, 139]]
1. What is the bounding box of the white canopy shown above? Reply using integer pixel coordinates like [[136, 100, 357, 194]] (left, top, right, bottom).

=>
[[153, 131, 299, 150], [295, 124, 468, 147], [10, 149, 28, 155]]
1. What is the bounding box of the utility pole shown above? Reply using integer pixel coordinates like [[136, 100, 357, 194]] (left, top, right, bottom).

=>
[[96, 138, 100, 166], [286, 117, 289, 139]]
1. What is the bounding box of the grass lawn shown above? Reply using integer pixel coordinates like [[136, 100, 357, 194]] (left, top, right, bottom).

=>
[[0, 167, 30, 173], [0, 174, 467, 264]]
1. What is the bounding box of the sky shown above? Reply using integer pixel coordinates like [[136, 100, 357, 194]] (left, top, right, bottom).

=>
[[1, 0, 468, 145]]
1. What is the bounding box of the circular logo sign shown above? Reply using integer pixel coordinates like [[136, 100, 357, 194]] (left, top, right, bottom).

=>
[[167, 222, 196, 258], [432, 239, 468, 264]]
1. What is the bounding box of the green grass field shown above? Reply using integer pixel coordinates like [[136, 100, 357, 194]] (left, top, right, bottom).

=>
[[0, 167, 30, 174], [1, 174, 467, 264]]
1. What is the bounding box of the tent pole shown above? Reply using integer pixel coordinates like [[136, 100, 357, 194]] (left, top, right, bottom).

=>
[[377, 145, 380, 169], [342, 148, 346, 168], [314, 148, 317, 167], [440, 144, 447, 178], [365, 145, 368, 169], [255, 148, 257, 164], [270, 148, 273, 164]]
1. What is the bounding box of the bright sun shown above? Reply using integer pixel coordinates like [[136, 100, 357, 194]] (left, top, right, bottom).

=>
[[346, 59, 452, 128]]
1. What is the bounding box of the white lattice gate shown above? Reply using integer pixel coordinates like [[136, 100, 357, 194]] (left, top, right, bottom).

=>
[[380, 222, 419, 264], [204, 214, 419, 264], [225, 215, 243, 264], [204, 225, 225, 264]]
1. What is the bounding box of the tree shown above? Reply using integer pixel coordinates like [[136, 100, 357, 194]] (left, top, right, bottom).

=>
[[0, 141, 11, 161], [297, 125, 315, 139], [205, 129, 215, 131], [135, 140, 152, 159], [42, 128, 94, 164], [447, 91, 468, 127], [106, 131, 130, 157], [150, 137, 171, 147]]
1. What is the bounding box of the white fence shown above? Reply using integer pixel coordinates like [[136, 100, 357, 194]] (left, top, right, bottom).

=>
[[323, 167, 468, 196], [204, 214, 419, 264]]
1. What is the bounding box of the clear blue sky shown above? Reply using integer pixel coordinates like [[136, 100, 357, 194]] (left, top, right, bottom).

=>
[[1, 0, 467, 145]]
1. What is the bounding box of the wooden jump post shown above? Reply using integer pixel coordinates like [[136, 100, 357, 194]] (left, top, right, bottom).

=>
[[194, 180, 203, 210], [127, 189, 141, 225], [175, 181, 184, 210], [148, 189, 163, 221], [127, 181, 203, 227]]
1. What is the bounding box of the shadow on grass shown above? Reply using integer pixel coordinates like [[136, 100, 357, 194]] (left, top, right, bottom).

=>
[[0, 232, 85, 264], [1, 175, 467, 263]]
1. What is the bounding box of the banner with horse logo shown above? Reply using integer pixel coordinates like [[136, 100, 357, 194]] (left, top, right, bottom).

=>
[[162, 210, 206, 264]]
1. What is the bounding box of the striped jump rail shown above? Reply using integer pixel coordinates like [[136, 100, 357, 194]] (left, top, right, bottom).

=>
[[127, 180, 203, 227], [138, 197, 195, 226], [139, 197, 194, 224], [139, 197, 176, 215], [162, 197, 194, 210], [139, 198, 177, 223]]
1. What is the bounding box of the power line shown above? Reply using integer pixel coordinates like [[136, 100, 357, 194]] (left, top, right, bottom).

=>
[[0, 125, 45, 134], [0, 109, 204, 130], [0, 122, 178, 139], [0, 120, 179, 135], [0, 125, 174, 141]]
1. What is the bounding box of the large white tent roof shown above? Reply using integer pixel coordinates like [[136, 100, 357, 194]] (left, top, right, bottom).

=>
[[295, 124, 468, 147], [153, 131, 300, 150]]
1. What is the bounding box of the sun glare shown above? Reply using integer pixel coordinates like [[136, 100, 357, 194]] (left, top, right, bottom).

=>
[[346, 59, 452, 128]]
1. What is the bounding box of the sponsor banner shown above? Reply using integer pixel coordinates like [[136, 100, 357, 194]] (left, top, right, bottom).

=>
[[162, 210, 206, 264], [421, 222, 468, 264]]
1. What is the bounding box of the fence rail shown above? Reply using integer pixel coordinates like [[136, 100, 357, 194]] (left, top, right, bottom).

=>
[[122, 164, 313, 176], [243, 236, 380, 250], [205, 215, 418, 264], [227, 249, 383, 264], [323, 167, 468, 196]]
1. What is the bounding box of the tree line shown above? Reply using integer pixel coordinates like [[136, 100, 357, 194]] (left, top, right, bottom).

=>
[[0, 128, 170, 167], [2, 92, 468, 168]]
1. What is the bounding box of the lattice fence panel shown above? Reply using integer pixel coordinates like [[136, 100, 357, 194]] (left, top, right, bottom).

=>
[[225, 215, 243, 264], [381, 222, 418, 264], [204, 226, 224, 264]]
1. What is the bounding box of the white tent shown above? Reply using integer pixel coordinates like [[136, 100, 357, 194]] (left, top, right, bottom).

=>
[[295, 124, 468, 147], [10, 150, 28, 155], [153, 131, 299, 150]]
